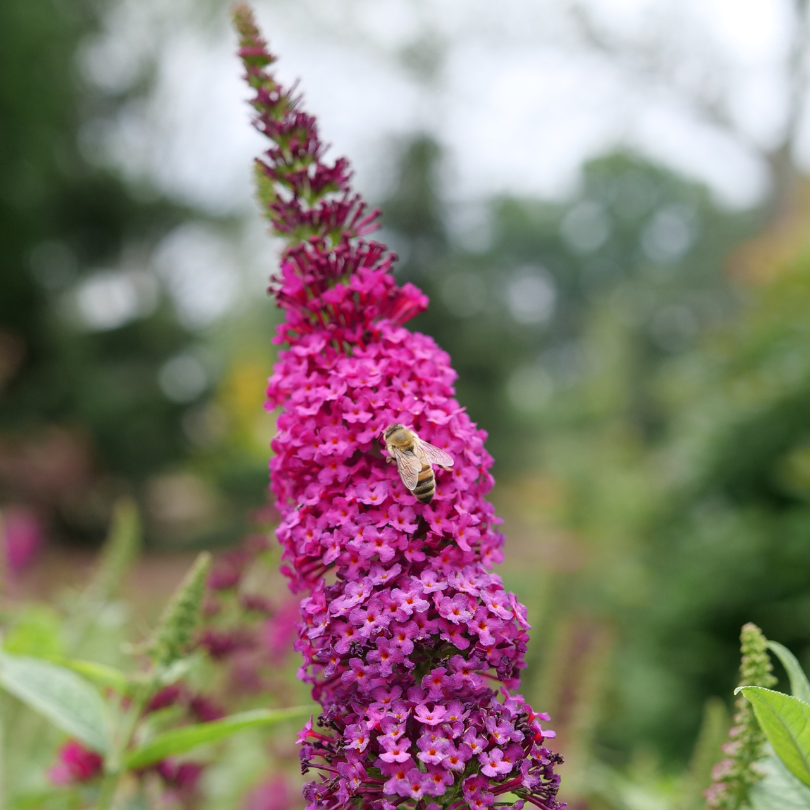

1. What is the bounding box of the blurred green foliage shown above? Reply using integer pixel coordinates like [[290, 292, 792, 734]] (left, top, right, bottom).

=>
[[597, 216, 810, 762], [385, 136, 756, 471], [0, 2, 194, 439], [0, 0, 274, 548], [0, 0, 193, 538]]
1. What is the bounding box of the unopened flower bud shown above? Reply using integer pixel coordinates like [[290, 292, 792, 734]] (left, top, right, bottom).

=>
[[149, 552, 211, 668]]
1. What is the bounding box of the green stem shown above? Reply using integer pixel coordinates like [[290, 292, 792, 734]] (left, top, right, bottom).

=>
[[96, 683, 150, 810], [95, 770, 120, 810]]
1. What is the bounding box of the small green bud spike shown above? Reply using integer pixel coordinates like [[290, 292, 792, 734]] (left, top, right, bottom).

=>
[[87, 499, 141, 604], [148, 553, 211, 669], [681, 698, 730, 810], [703, 622, 776, 810]]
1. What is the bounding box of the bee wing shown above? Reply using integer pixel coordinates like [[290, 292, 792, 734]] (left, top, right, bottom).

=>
[[389, 448, 423, 490], [414, 438, 454, 469]]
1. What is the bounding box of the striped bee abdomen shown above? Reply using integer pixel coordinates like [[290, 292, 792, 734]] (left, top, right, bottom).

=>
[[413, 462, 436, 504]]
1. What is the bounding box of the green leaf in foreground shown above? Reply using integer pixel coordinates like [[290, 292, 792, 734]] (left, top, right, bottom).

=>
[[768, 642, 810, 705], [749, 745, 810, 810], [737, 686, 810, 788], [50, 658, 130, 694], [125, 706, 314, 769], [0, 650, 111, 753]]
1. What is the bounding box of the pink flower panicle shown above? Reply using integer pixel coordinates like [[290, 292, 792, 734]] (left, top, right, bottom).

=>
[[234, 5, 564, 808]]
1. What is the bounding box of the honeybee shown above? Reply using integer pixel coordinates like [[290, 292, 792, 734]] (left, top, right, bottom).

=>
[[383, 424, 454, 504]]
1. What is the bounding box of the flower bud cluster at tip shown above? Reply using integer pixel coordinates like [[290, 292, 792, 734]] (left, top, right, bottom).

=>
[[233, 2, 428, 348], [703, 622, 776, 810], [234, 5, 564, 807]]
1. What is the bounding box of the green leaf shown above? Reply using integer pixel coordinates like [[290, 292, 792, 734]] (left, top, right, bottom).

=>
[[0, 650, 111, 753], [125, 706, 314, 769], [769, 642, 810, 705], [749, 746, 810, 810], [737, 686, 810, 788], [3, 606, 64, 658], [49, 658, 129, 694]]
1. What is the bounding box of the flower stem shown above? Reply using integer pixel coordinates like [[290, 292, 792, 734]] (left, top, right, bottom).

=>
[[96, 684, 150, 810]]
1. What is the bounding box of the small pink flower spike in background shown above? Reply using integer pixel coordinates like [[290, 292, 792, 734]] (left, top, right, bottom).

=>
[[48, 740, 103, 786], [1, 506, 43, 577], [233, 4, 564, 808]]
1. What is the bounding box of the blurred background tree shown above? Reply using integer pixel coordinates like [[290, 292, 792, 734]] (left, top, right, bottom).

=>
[[383, 135, 757, 470], [0, 0, 276, 552]]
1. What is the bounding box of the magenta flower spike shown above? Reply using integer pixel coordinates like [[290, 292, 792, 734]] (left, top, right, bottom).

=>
[[233, 5, 564, 808]]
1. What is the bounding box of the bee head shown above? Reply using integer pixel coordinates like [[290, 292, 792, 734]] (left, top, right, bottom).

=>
[[383, 424, 405, 441]]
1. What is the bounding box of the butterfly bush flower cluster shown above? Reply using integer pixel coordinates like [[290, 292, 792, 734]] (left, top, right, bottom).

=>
[[234, 5, 563, 808]]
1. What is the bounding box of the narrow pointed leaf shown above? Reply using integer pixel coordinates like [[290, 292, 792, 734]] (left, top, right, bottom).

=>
[[737, 686, 810, 788], [0, 650, 110, 753], [125, 706, 314, 769], [49, 658, 129, 694], [768, 642, 810, 705]]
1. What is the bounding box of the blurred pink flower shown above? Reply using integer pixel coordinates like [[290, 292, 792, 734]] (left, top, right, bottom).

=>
[[264, 599, 299, 662], [243, 774, 294, 810], [48, 740, 103, 785], [157, 759, 205, 802], [2, 506, 43, 575], [189, 694, 226, 723]]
